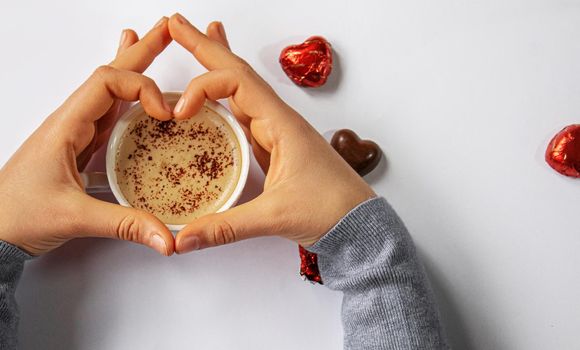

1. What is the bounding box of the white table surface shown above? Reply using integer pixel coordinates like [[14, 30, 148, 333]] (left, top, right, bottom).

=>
[[2, 1, 580, 349]]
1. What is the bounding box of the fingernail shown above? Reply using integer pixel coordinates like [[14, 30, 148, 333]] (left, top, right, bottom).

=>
[[118, 30, 128, 47], [150, 234, 168, 256], [174, 13, 189, 25], [154, 16, 167, 28], [217, 22, 226, 38], [179, 236, 200, 253], [162, 99, 172, 113], [174, 96, 186, 115]]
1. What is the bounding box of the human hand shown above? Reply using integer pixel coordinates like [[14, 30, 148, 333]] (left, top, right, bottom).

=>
[[168, 13, 376, 253], [0, 17, 176, 256]]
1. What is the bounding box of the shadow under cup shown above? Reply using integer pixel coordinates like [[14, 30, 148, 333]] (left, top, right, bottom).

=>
[[81, 92, 250, 232]]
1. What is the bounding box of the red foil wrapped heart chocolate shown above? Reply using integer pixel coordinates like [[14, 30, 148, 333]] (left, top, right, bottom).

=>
[[546, 124, 580, 178], [299, 245, 322, 284], [279, 36, 333, 88], [331, 129, 382, 176]]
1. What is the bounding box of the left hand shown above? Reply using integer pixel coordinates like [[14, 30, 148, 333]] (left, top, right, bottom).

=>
[[0, 17, 175, 256]]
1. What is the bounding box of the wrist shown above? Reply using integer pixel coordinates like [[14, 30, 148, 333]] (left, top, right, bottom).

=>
[[300, 183, 376, 247], [0, 192, 33, 255], [0, 194, 14, 243]]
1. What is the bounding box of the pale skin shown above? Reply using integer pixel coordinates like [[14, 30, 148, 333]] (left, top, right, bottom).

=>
[[0, 13, 375, 257]]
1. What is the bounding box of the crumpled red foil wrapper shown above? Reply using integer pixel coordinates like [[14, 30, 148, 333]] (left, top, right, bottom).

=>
[[546, 124, 580, 178], [279, 36, 333, 88], [299, 245, 322, 284]]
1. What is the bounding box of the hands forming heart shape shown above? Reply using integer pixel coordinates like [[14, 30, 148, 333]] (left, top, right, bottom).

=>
[[0, 13, 375, 257]]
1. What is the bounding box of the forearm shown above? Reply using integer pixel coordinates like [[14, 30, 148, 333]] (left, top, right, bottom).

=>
[[308, 197, 448, 350], [0, 241, 32, 349]]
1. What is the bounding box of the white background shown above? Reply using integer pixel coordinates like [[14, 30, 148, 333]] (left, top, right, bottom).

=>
[[1, 0, 580, 349]]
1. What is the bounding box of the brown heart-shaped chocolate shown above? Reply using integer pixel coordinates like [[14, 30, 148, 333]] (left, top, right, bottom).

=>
[[331, 129, 382, 176]]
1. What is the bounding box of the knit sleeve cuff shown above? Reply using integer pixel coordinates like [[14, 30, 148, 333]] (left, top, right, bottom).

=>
[[307, 196, 396, 257], [0, 240, 34, 264]]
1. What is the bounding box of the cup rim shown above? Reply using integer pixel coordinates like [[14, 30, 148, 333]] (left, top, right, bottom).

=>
[[105, 92, 251, 232]]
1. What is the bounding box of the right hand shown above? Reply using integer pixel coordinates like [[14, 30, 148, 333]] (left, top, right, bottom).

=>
[[169, 14, 376, 253]]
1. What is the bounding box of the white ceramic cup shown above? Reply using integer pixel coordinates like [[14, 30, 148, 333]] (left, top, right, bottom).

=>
[[80, 92, 250, 232]]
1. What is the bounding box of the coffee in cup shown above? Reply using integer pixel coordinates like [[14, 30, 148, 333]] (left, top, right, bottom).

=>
[[110, 96, 248, 227]]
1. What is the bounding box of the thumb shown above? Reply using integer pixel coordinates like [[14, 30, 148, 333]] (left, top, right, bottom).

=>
[[175, 198, 275, 254], [76, 195, 174, 256]]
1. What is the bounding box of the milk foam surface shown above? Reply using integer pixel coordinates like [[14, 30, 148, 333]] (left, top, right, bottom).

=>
[[115, 106, 242, 225]]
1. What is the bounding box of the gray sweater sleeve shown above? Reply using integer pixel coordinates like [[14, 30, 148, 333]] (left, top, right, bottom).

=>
[[0, 241, 32, 349], [308, 197, 449, 350], [0, 198, 446, 349]]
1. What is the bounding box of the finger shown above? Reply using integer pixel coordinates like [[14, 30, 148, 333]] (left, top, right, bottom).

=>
[[77, 66, 171, 122], [93, 100, 122, 149], [89, 30, 139, 155], [228, 100, 271, 172], [76, 127, 98, 171], [75, 29, 140, 169], [206, 21, 230, 49], [111, 16, 172, 73], [175, 197, 276, 253], [63, 66, 172, 155], [117, 29, 139, 56], [227, 98, 270, 170], [96, 29, 139, 142], [227, 98, 248, 126], [74, 194, 174, 256], [172, 68, 281, 122], [251, 137, 270, 173], [168, 13, 244, 70]]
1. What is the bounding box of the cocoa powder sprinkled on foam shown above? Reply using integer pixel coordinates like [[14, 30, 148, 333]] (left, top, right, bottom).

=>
[[115, 106, 241, 225]]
